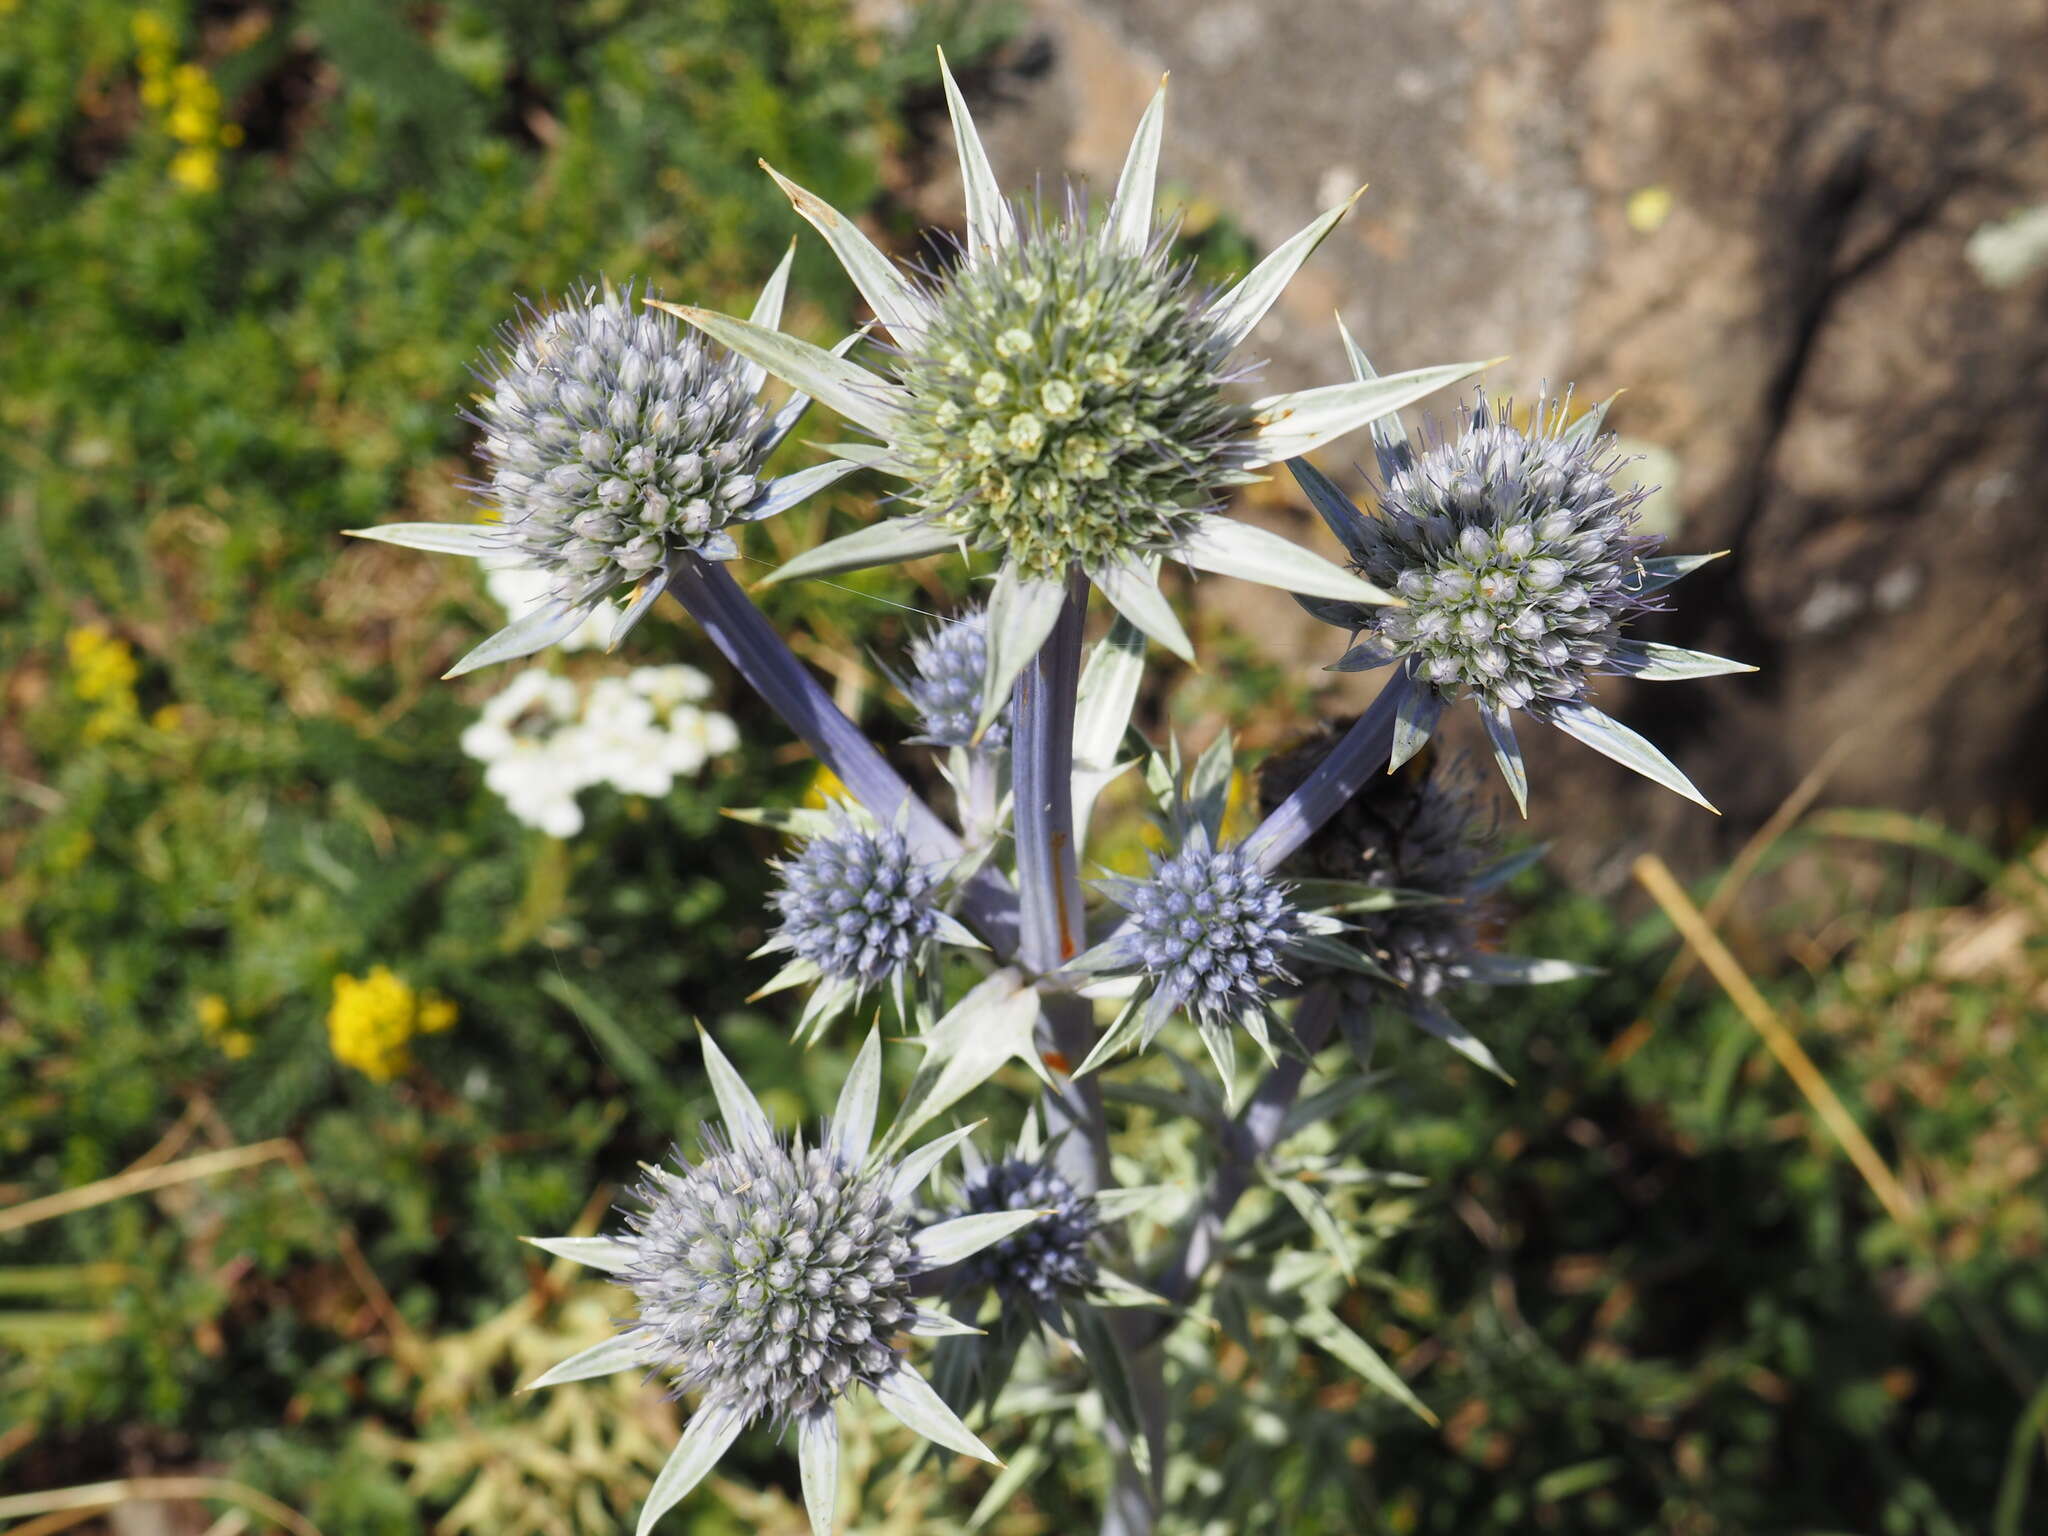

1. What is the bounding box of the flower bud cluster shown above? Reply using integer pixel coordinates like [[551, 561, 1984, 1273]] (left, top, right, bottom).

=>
[[771, 815, 940, 988], [904, 610, 1006, 750], [1115, 837, 1305, 1024], [473, 284, 775, 601], [896, 213, 1249, 578], [624, 1133, 916, 1425], [954, 1158, 1098, 1304], [1260, 741, 1496, 999], [1346, 394, 1658, 713]]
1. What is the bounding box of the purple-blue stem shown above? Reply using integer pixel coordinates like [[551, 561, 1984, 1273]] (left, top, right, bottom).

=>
[[1011, 567, 1090, 977], [1239, 673, 1408, 871], [665, 552, 1020, 957]]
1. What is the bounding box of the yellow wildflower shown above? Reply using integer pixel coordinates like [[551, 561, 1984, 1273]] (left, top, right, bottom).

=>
[[68, 624, 142, 739], [67, 624, 139, 702], [169, 147, 220, 193], [197, 994, 255, 1059], [327, 966, 457, 1082], [803, 764, 849, 809]]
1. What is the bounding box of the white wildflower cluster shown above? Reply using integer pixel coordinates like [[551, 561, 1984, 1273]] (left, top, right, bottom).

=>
[[459, 665, 738, 837]]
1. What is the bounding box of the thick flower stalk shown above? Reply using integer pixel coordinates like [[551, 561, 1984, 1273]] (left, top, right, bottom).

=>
[[346, 255, 857, 674], [1290, 323, 1752, 812], [661, 52, 1495, 732], [521, 1030, 1045, 1536]]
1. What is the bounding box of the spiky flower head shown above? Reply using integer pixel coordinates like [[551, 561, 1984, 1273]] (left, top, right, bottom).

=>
[[953, 1157, 1098, 1305], [895, 203, 1250, 581], [470, 282, 774, 593], [669, 55, 1490, 731], [622, 1128, 913, 1426], [903, 609, 1006, 750], [347, 251, 857, 676], [522, 1031, 1035, 1536], [1292, 332, 1751, 813], [1342, 391, 1657, 716], [1101, 827, 1309, 1031], [769, 810, 941, 991]]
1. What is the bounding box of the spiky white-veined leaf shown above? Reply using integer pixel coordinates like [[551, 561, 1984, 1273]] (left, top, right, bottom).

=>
[[523, 1331, 650, 1391], [652, 303, 908, 437], [1548, 700, 1716, 812], [979, 566, 1070, 737], [693, 1024, 773, 1148], [1172, 514, 1397, 605], [520, 1235, 637, 1273], [1247, 358, 1494, 466], [444, 600, 595, 678], [638, 1404, 747, 1536], [870, 1361, 1000, 1463], [1208, 189, 1363, 352], [762, 162, 931, 342], [344, 520, 502, 556], [1107, 76, 1168, 255], [936, 47, 1016, 259]]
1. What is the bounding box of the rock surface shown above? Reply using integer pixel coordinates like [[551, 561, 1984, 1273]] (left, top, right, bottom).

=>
[[897, 0, 2048, 880]]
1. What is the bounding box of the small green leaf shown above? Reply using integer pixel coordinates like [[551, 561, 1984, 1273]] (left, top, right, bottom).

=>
[[1296, 1305, 1437, 1426]]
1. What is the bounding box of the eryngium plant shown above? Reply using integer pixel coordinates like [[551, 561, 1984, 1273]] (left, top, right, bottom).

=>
[[757, 805, 979, 1039], [346, 256, 857, 675], [521, 1030, 1042, 1536], [362, 47, 1747, 1536], [1289, 328, 1754, 812], [661, 52, 1496, 733]]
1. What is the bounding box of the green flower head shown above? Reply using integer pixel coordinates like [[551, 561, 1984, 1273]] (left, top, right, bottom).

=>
[[892, 196, 1252, 581]]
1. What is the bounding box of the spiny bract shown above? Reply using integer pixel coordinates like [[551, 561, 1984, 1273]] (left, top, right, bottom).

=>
[[1111, 835, 1306, 1025], [473, 282, 775, 603], [905, 610, 1006, 750], [771, 813, 940, 989], [1346, 391, 1656, 715], [895, 210, 1251, 579], [954, 1157, 1098, 1304], [622, 1129, 914, 1427]]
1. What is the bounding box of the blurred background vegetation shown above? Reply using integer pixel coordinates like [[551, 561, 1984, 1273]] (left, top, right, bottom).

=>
[[1, 2, 2042, 1533]]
